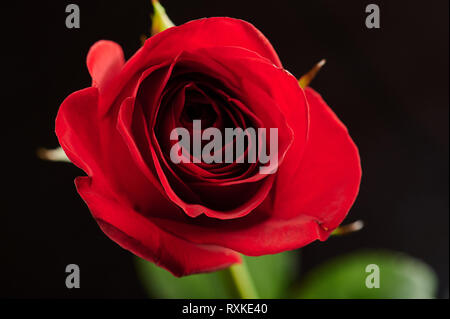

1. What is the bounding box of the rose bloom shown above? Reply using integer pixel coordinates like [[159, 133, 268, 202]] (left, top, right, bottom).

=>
[[56, 18, 361, 276]]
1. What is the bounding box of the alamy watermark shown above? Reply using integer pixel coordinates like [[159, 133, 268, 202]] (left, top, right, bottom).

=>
[[65, 264, 80, 289], [365, 264, 380, 288], [65, 4, 80, 29], [169, 120, 279, 175], [365, 4, 380, 29]]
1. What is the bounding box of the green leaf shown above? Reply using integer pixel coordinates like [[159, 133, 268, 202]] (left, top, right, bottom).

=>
[[135, 250, 298, 299], [293, 250, 437, 299]]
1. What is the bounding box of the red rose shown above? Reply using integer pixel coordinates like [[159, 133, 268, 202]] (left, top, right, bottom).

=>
[[56, 17, 361, 276]]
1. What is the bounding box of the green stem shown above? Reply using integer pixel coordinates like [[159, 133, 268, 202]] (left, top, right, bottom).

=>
[[227, 259, 259, 299]]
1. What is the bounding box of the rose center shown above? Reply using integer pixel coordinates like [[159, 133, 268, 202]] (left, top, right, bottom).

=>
[[180, 89, 218, 128]]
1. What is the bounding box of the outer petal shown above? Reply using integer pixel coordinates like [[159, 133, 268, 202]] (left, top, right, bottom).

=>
[[273, 87, 362, 229], [55, 81, 242, 275], [76, 176, 241, 276], [55, 87, 102, 177], [150, 197, 330, 256], [55, 87, 180, 221], [99, 18, 282, 114], [87, 40, 125, 91], [144, 17, 282, 67]]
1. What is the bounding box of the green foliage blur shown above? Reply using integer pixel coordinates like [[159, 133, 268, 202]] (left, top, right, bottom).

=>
[[135, 249, 437, 299]]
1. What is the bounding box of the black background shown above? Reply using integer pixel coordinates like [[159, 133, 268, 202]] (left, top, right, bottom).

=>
[[1, 1, 448, 298]]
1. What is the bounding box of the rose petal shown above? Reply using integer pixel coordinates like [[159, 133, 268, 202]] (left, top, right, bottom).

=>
[[55, 87, 180, 220], [273, 88, 362, 230], [98, 18, 282, 114], [87, 40, 125, 91], [150, 199, 330, 256], [145, 17, 282, 68], [76, 176, 241, 276]]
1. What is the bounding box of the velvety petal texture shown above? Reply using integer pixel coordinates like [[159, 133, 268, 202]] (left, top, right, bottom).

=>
[[87, 40, 125, 90], [55, 17, 361, 276]]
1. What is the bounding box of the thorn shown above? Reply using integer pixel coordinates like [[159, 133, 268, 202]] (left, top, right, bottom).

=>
[[331, 220, 364, 236], [298, 59, 326, 89]]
